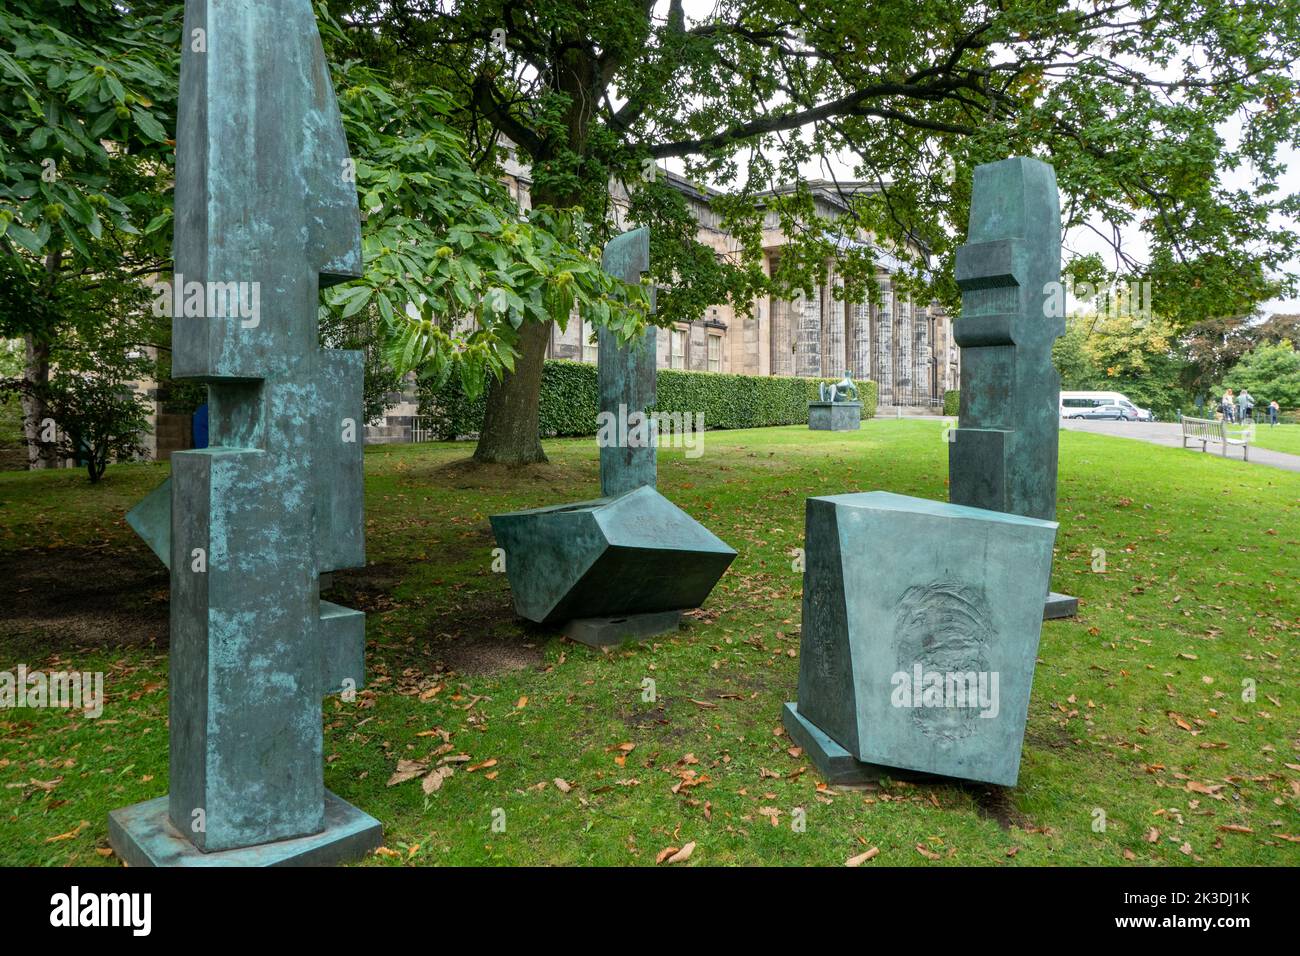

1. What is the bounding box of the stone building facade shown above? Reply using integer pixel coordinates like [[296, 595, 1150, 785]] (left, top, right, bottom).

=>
[[538, 170, 959, 408]]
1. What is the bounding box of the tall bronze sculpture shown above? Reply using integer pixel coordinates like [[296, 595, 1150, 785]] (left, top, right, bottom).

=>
[[597, 231, 658, 498], [109, 0, 381, 865], [947, 157, 1077, 619]]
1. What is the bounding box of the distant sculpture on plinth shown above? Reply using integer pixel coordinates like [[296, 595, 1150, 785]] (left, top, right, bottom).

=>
[[810, 372, 863, 431], [947, 157, 1077, 619], [490, 228, 736, 647], [109, 0, 381, 865]]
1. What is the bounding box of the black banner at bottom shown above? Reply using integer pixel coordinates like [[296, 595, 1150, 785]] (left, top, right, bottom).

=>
[[0, 865, 1288, 943]]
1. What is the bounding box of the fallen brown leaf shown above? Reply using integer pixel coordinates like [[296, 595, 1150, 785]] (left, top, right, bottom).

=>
[[665, 842, 695, 864], [846, 847, 879, 866]]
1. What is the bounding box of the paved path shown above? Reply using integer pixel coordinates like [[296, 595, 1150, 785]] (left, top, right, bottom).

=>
[[1060, 419, 1300, 473]]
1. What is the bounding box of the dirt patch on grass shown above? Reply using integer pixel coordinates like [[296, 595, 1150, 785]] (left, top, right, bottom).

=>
[[963, 783, 1031, 831], [322, 562, 406, 614], [428, 590, 547, 674], [329, 563, 547, 675], [1023, 721, 1075, 752], [370, 587, 546, 676], [622, 702, 671, 730], [407, 455, 597, 492], [0, 545, 168, 652], [432, 629, 545, 675], [0, 548, 541, 679]]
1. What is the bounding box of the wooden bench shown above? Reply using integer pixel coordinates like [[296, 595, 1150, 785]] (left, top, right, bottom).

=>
[[1180, 415, 1250, 460]]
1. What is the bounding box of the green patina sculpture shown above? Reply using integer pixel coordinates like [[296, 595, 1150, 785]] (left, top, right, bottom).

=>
[[809, 372, 862, 431], [947, 157, 1076, 618], [491, 228, 735, 646], [598, 229, 657, 498], [819, 374, 858, 403], [108, 0, 381, 865], [783, 492, 1058, 787]]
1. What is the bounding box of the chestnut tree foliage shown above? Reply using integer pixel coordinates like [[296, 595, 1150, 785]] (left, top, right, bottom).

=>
[[1, 1, 649, 468]]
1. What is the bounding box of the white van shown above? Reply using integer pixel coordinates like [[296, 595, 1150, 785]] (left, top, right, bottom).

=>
[[1060, 391, 1153, 421]]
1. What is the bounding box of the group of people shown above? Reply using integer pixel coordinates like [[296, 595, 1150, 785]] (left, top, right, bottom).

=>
[[1218, 388, 1282, 425]]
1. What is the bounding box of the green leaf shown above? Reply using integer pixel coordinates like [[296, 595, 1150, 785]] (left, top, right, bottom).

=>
[[340, 286, 373, 317], [131, 106, 166, 142], [5, 223, 45, 253]]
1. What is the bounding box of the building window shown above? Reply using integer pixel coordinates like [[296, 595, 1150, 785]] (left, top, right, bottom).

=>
[[671, 327, 687, 369], [707, 333, 721, 372], [582, 318, 598, 364]]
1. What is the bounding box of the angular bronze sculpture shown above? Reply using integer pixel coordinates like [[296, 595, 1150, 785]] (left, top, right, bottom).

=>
[[491, 228, 736, 646], [783, 492, 1058, 787], [947, 157, 1077, 619], [108, 0, 381, 865]]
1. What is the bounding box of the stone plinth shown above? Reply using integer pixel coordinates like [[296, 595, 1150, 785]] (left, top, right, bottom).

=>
[[809, 401, 862, 431]]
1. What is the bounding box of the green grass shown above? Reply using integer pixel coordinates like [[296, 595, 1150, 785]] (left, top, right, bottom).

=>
[[0, 394, 24, 456], [1248, 422, 1300, 457], [1, 420, 1297, 866]]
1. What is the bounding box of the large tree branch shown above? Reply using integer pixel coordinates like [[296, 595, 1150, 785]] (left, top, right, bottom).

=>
[[471, 74, 546, 158], [647, 82, 979, 158]]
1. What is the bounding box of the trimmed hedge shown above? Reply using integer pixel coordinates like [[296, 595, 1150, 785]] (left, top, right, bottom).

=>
[[943, 389, 960, 417], [418, 360, 878, 440]]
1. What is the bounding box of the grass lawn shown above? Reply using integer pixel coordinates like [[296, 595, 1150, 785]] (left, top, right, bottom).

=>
[[1, 420, 1297, 866], [1248, 422, 1300, 457]]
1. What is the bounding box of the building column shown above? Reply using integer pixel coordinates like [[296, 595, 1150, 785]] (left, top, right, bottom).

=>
[[913, 304, 931, 404], [821, 272, 846, 378], [848, 288, 870, 381], [873, 278, 894, 403], [895, 293, 912, 405], [795, 284, 822, 378], [770, 294, 793, 376]]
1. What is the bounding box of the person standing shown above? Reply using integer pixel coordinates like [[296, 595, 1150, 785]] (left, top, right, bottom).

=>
[[1238, 388, 1254, 423], [1222, 388, 1236, 423], [1269, 400, 1280, 426]]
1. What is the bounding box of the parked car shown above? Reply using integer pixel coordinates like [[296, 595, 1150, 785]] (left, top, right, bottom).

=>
[[1060, 391, 1153, 421], [1069, 403, 1133, 421]]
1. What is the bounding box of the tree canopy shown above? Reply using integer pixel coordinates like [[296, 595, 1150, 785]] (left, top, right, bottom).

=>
[[4, 1, 1299, 464], [326, 0, 1300, 460], [1220, 340, 1300, 409]]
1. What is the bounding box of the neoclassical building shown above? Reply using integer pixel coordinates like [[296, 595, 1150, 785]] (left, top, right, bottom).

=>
[[526, 168, 959, 408]]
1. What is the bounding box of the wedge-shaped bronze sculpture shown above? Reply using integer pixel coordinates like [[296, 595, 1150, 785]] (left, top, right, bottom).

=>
[[491, 485, 736, 624], [491, 228, 736, 646], [783, 492, 1058, 787]]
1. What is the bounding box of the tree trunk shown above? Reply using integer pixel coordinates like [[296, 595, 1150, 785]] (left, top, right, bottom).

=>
[[473, 317, 553, 464], [471, 51, 595, 465], [21, 333, 54, 470], [22, 249, 62, 470]]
